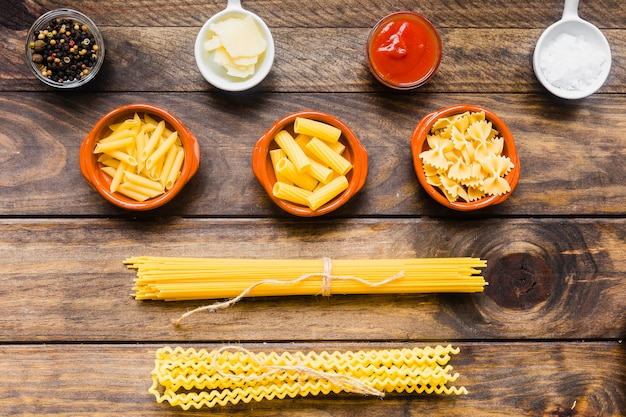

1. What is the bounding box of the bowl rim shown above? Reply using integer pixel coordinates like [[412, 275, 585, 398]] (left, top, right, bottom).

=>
[[25, 8, 105, 89], [411, 104, 520, 211], [252, 110, 368, 217], [79, 103, 200, 211], [366, 10, 442, 90], [194, 8, 275, 92]]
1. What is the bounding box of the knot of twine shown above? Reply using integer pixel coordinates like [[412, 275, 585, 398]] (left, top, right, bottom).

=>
[[173, 257, 404, 326], [211, 346, 385, 398]]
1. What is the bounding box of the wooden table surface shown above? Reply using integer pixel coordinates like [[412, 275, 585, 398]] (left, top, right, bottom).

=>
[[1, 0, 625, 415]]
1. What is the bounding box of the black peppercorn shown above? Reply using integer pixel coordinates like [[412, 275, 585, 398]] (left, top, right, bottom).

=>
[[29, 16, 100, 83]]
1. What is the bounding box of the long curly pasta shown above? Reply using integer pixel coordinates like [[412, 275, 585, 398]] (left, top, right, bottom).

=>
[[149, 345, 468, 409]]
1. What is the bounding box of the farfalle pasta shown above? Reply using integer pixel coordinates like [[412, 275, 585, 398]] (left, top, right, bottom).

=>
[[149, 345, 468, 409], [419, 111, 514, 203]]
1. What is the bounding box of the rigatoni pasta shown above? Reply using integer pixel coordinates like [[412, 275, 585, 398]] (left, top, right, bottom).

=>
[[93, 113, 185, 201], [294, 116, 342, 143], [268, 117, 353, 211]]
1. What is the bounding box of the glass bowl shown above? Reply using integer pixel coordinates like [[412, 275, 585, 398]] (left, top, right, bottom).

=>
[[25, 8, 105, 89], [366, 11, 442, 90]]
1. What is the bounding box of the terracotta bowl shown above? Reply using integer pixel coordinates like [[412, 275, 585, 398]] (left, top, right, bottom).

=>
[[79, 103, 200, 210], [411, 104, 520, 211], [252, 110, 368, 217]]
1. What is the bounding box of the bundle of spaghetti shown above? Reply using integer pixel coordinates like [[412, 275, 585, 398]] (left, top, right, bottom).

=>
[[149, 345, 467, 409], [126, 256, 487, 301]]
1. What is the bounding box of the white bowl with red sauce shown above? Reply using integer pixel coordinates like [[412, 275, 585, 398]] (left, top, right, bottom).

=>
[[366, 11, 442, 90]]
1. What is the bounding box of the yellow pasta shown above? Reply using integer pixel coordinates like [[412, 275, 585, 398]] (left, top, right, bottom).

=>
[[117, 183, 150, 202], [140, 120, 166, 162], [266, 118, 353, 211], [164, 148, 185, 190], [272, 182, 313, 206], [120, 181, 164, 199], [275, 158, 318, 191], [419, 111, 513, 203], [294, 116, 342, 143], [305, 137, 352, 176], [146, 131, 178, 170], [93, 113, 186, 201], [124, 171, 164, 193], [269, 149, 293, 185], [109, 161, 127, 193], [273, 130, 311, 173], [149, 345, 467, 409], [306, 175, 349, 210], [126, 256, 487, 303]]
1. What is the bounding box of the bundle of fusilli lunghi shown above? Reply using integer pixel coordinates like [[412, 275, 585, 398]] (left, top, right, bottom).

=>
[[149, 345, 467, 409]]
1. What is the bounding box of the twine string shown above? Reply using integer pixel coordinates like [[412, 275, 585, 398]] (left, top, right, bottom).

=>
[[173, 257, 404, 326], [211, 346, 385, 397]]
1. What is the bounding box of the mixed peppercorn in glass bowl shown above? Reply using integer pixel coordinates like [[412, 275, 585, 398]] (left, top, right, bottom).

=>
[[25, 9, 105, 89]]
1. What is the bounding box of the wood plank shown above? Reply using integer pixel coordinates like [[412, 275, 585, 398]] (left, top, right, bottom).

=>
[[4, 0, 622, 29], [0, 92, 624, 216], [6, 25, 626, 93], [0, 342, 623, 416], [1, 218, 623, 342]]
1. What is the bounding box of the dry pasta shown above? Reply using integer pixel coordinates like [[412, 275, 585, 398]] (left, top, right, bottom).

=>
[[126, 256, 487, 302], [149, 345, 467, 409], [272, 182, 313, 206], [93, 113, 185, 201], [294, 116, 342, 143], [267, 118, 353, 211], [419, 111, 514, 203], [306, 175, 349, 210]]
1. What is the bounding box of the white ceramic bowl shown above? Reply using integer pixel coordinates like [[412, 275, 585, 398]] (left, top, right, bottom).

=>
[[194, 1, 274, 91], [533, 3, 611, 99]]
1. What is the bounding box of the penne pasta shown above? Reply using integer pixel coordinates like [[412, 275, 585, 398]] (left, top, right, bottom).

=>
[[140, 120, 166, 162], [165, 148, 185, 190], [93, 113, 186, 202], [146, 131, 178, 170], [110, 161, 128, 193], [124, 170, 164, 192], [93, 136, 134, 154]]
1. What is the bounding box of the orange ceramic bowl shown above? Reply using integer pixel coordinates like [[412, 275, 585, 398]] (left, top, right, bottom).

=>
[[411, 104, 520, 211], [252, 110, 368, 217], [79, 103, 200, 210]]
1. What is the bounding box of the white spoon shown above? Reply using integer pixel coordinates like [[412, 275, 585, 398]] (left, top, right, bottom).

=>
[[533, 0, 611, 99], [194, 0, 275, 91]]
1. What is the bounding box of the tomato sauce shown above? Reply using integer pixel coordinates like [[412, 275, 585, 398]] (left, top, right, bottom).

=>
[[368, 13, 441, 88]]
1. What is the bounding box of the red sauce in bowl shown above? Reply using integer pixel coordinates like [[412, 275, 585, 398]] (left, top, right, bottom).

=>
[[367, 12, 442, 89]]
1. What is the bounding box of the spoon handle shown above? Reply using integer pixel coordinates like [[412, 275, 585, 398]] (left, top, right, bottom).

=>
[[227, 0, 243, 10], [562, 0, 580, 20]]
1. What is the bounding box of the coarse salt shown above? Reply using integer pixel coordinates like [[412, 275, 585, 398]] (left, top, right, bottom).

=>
[[539, 32, 608, 91]]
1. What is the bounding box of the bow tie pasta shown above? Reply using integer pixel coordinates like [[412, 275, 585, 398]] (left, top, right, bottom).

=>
[[419, 111, 514, 203]]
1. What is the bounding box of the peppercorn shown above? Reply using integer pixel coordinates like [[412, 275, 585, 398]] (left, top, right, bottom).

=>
[[30, 16, 100, 83]]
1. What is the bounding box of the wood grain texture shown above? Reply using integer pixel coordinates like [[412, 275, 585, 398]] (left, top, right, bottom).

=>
[[0, 218, 623, 342], [0, 342, 623, 416], [0, 0, 624, 415]]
